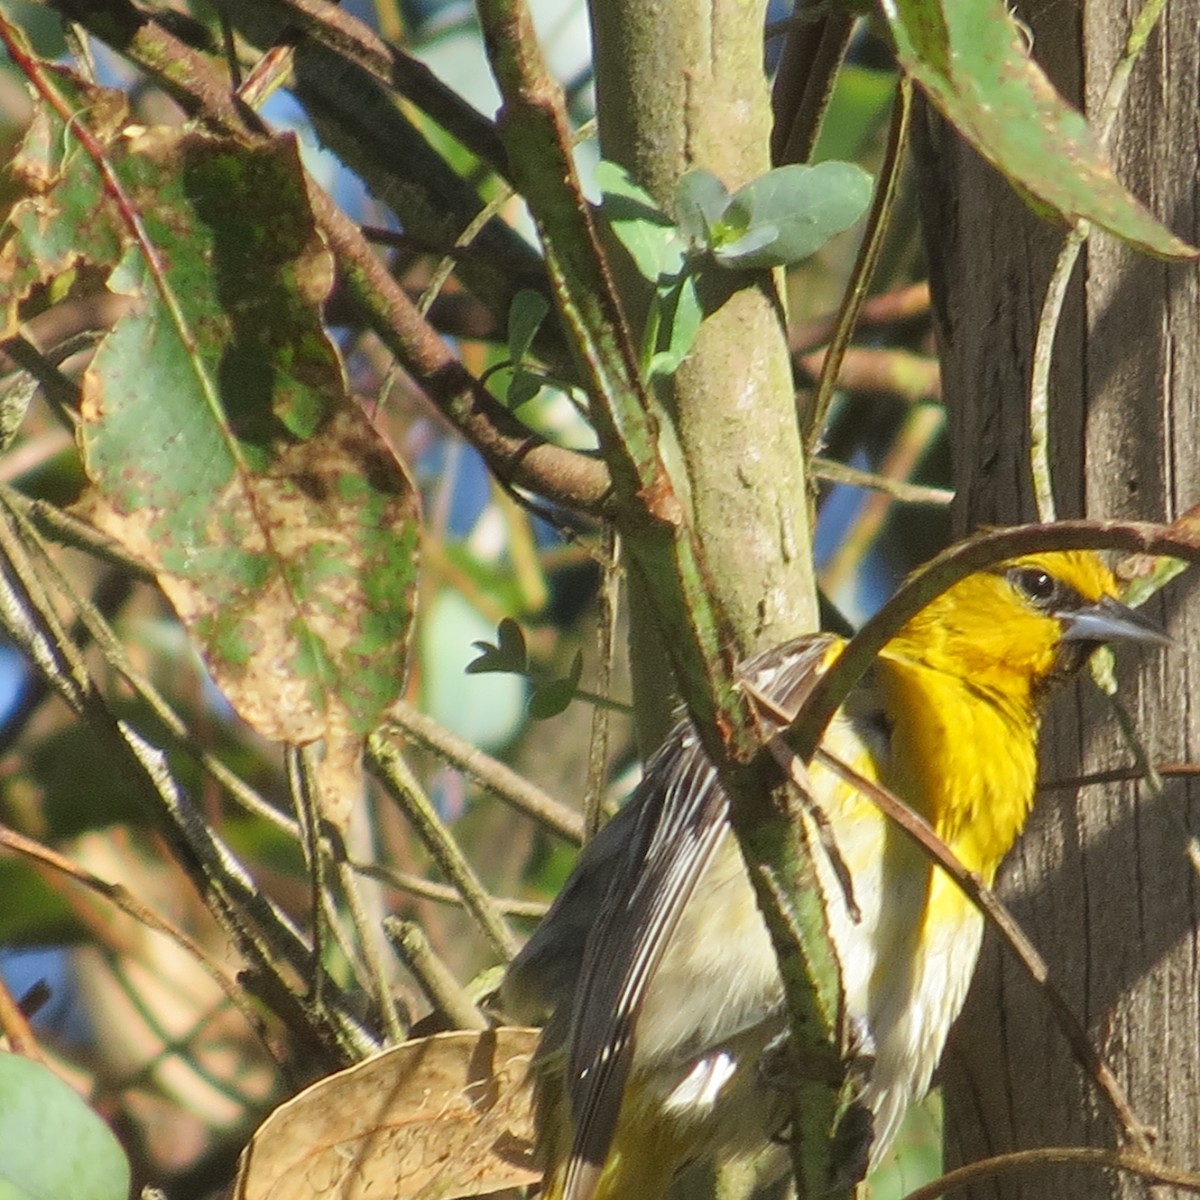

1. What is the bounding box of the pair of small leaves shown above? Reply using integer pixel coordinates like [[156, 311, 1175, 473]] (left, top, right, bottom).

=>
[[596, 159, 873, 379], [466, 616, 583, 719], [674, 162, 874, 269]]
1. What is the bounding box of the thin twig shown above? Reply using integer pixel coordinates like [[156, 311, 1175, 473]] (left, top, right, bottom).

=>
[[809, 747, 1153, 1151], [790, 282, 931, 354], [1042, 762, 1200, 791], [304, 746, 405, 1045], [584, 524, 620, 840], [352, 860, 547, 918], [819, 404, 946, 594], [251, 0, 509, 177], [0, 502, 373, 1060], [0, 963, 43, 1061], [799, 345, 940, 407], [37, 4, 610, 514], [788, 519, 1200, 761], [7, 496, 540, 941], [235, 43, 295, 110], [383, 916, 488, 1031], [0, 485, 154, 581], [288, 746, 330, 1013], [384, 703, 583, 844], [770, 6, 855, 167], [0, 489, 293, 835], [367, 731, 520, 960], [810, 457, 953, 506], [804, 78, 913, 454], [1028, 0, 1170, 521], [417, 180, 516, 316], [899, 1145, 1200, 1200], [0, 823, 282, 1068]]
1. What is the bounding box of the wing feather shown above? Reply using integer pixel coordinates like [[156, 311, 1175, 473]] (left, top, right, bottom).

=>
[[559, 635, 839, 1199]]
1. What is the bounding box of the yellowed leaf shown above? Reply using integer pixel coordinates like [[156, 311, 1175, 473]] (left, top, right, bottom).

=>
[[235, 1028, 542, 1200]]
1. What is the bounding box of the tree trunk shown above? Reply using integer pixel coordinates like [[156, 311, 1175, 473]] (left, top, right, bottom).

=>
[[589, 0, 818, 753], [914, 4, 1200, 1197]]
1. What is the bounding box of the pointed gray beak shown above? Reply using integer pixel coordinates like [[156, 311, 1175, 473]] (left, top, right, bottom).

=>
[[1059, 594, 1173, 647]]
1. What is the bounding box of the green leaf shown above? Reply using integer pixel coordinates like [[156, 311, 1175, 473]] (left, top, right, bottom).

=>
[[528, 649, 583, 720], [883, 0, 1198, 259], [506, 289, 549, 365], [646, 273, 703, 378], [0, 67, 126, 333], [1, 70, 423, 759], [466, 616, 528, 676], [674, 168, 730, 245], [811, 65, 899, 165], [0, 1052, 130, 1200], [712, 225, 780, 263], [713, 162, 873, 268], [425, 593, 526, 750], [0, 370, 37, 453], [505, 369, 543, 408], [595, 160, 687, 282]]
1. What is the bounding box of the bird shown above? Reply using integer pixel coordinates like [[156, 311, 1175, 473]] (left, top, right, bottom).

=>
[[502, 550, 1169, 1200]]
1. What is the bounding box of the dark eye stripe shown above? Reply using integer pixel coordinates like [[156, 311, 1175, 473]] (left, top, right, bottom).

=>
[[1003, 567, 1088, 614]]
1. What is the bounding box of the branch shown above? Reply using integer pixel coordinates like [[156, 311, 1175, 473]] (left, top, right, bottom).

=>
[[0, 822, 281, 1069], [788, 519, 1200, 762], [900, 1146, 1200, 1200], [44, 0, 610, 513], [809, 749, 1152, 1151], [248, 0, 510, 179]]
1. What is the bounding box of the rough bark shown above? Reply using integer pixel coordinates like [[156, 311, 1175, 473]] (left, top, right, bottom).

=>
[[914, 4, 1200, 1197]]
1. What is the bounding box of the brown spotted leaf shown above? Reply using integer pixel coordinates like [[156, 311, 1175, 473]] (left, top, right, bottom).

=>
[[0, 66, 127, 336], [0, 65, 421, 827], [234, 1029, 541, 1200]]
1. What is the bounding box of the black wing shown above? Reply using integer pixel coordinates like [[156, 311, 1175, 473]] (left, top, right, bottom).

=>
[[556, 635, 838, 1200]]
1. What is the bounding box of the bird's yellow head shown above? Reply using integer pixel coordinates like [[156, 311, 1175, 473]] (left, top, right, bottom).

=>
[[886, 550, 1167, 707]]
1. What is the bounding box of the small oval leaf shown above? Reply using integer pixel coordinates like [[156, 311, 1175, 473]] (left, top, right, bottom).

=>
[[674, 168, 730, 244], [646, 273, 703, 377], [595, 160, 687, 282], [714, 162, 873, 268], [506, 289, 550, 364], [528, 677, 574, 720], [466, 617, 528, 676], [0, 1052, 131, 1200]]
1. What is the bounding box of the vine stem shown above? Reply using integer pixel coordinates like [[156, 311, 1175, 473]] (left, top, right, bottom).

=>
[[1028, 0, 1170, 521]]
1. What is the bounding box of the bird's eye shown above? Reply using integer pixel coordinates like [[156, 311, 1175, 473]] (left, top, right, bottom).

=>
[[1008, 567, 1059, 607]]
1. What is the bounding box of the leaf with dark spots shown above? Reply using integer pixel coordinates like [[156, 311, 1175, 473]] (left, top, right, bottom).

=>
[[4, 64, 421, 829], [0, 69, 128, 336]]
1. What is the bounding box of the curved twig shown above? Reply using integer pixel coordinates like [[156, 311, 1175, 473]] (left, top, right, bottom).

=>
[[787, 519, 1200, 762], [900, 1145, 1200, 1200], [1028, 0, 1170, 521]]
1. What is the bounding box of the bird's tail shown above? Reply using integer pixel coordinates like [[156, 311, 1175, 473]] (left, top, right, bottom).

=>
[[536, 1083, 690, 1200], [539, 1142, 683, 1200]]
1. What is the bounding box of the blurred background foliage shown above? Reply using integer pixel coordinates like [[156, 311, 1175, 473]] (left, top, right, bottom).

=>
[[0, 1, 951, 1196]]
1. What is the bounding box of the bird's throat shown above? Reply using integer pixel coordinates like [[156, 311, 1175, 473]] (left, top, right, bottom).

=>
[[876, 656, 1041, 881]]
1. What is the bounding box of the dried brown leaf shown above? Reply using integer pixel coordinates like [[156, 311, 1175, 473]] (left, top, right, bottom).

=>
[[235, 1028, 541, 1200]]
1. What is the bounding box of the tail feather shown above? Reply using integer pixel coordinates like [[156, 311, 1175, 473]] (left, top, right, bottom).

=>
[[537, 1077, 691, 1200]]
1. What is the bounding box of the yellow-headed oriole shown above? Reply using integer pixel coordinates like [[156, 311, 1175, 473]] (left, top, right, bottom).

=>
[[503, 551, 1168, 1200]]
